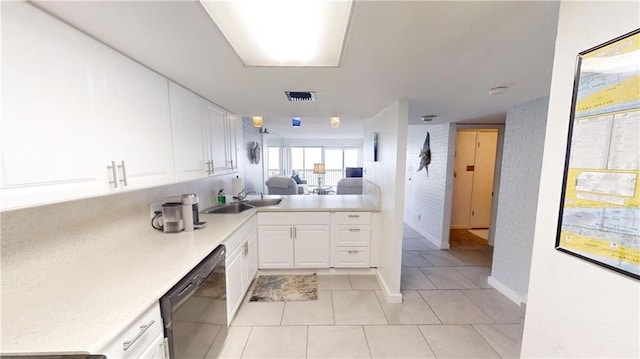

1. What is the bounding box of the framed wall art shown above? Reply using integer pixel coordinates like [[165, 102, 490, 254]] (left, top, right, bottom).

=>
[[556, 28, 640, 280]]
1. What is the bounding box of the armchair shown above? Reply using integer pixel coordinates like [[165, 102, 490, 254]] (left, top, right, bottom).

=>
[[336, 178, 363, 194]]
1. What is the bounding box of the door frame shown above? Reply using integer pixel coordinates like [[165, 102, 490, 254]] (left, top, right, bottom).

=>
[[449, 124, 505, 246]]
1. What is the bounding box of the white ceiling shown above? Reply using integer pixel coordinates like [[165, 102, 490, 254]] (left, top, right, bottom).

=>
[[31, 0, 560, 138]]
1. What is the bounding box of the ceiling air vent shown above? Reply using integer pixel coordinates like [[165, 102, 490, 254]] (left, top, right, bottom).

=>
[[285, 91, 316, 102]]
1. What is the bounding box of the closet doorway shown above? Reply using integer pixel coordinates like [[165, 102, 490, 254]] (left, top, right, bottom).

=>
[[451, 129, 498, 241]]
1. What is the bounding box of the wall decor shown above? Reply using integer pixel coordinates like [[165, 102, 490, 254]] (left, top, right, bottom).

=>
[[249, 141, 261, 164], [418, 131, 431, 175], [556, 28, 640, 280], [372, 132, 378, 162]]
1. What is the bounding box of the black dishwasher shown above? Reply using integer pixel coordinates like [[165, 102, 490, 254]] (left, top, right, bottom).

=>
[[160, 246, 227, 359]]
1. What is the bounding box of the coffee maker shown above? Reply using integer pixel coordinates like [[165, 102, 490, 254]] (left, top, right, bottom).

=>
[[159, 202, 184, 233], [181, 193, 205, 231]]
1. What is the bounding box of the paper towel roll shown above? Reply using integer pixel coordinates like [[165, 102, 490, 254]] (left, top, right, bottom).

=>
[[231, 176, 243, 196]]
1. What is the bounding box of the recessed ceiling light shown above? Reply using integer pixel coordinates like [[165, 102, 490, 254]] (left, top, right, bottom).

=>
[[489, 86, 508, 95], [330, 117, 340, 128], [200, 0, 353, 67], [420, 115, 436, 122]]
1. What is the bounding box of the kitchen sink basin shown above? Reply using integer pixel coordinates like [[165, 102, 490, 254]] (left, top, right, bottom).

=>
[[202, 202, 254, 214], [245, 198, 282, 207]]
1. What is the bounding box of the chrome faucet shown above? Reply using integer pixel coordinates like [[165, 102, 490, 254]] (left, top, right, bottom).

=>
[[235, 189, 256, 201]]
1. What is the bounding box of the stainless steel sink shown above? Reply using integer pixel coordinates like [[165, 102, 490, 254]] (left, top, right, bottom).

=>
[[245, 198, 282, 207], [202, 202, 254, 214]]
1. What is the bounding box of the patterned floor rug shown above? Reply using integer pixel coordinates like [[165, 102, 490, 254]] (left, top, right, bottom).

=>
[[249, 274, 318, 302]]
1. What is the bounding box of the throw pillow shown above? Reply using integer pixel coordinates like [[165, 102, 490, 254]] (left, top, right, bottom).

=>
[[292, 174, 303, 184]]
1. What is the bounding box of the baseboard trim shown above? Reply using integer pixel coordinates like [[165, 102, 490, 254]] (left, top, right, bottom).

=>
[[424, 233, 449, 249], [376, 271, 402, 303], [450, 225, 470, 230], [487, 276, 524, 305], [405, 222, 449, 249]]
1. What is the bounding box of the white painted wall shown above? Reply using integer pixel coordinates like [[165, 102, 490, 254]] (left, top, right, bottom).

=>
[[489, 97, 549, 304], [364, 100, 409, 302], [521, 1, 640, 357], [403, 123, 456, 249]]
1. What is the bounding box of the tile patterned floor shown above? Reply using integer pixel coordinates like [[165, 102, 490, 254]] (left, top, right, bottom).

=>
[[204, 226, 523, 358]]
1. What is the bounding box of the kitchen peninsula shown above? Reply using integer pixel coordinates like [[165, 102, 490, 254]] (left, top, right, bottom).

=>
[[0, 193, 380, 356]]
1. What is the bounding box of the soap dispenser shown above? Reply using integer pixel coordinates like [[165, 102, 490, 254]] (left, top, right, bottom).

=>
[[217, 189, 226, 205]]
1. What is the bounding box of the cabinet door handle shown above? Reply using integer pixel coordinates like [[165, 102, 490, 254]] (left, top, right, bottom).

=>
[[348, 250, 359, 254], [294, 227, 297, 239], [348, 215, 360, 218], [118, 161, 128, 186], [122, 320, 155, 351], [108, 161, 118, 188], [290, 227, 293, 239], [349, 228, 361, 232]]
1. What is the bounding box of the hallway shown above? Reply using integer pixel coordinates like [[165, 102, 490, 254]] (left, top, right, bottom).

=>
[[400, 225, 524, 357], [202, 226, 524, 358]]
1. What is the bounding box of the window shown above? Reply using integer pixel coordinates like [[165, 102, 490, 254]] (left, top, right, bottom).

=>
[[267, 147, 281, 177], [290, 147, 360, 189]]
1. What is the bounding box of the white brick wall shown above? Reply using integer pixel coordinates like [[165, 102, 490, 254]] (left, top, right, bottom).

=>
[[491, 96, 549, 301], [404, 123, 456, 248]]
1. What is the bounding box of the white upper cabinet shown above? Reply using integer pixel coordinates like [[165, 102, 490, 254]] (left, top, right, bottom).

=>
[[0, 2, 239, 210], [170, 81, 241, 180], [225, 113, 240, 172], [102, 48, 175, 189], [169, 81, 209, 182], [1, 3, 109, 210], [207, 104, 229, 175]]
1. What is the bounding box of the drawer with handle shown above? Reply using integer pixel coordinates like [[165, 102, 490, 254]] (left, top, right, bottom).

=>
[[333, 212, 371, 225], [99, 302, 163, 359], [333, 246, 371, 268], [334, 225, 371, 246]]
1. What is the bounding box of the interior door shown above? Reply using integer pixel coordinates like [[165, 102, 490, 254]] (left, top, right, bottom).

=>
[[451, 131, 477, 228], [470, 131, 498, 228]]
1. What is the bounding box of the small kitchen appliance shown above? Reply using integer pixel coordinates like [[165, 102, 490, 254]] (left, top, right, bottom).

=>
[[160, 245, 227, 359], [160, 202, 184, 233], [181, 193, 206, 231]]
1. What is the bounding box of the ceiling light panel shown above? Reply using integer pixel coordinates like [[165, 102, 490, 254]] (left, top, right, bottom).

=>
[[200, 0, 353, 67]]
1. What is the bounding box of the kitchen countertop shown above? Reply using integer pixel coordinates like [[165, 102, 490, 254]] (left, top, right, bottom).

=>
[[0, 195, 378, 355], [250, 194, 380, 212]]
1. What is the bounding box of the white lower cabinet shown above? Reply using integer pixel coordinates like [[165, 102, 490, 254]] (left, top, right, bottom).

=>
[[331, 212, 372, 268], [99, 303, 164, 359], [257, 225, 294, 268], [294, 225, 331, 268], [257, 213, 330, 269], [137, 334, 167, 359], [224, 216, 258, 323]]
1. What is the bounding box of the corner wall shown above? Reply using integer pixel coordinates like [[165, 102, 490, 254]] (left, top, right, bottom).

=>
[[403, 123, 456, 249], [521, 1, 640, 357], [241, 117, 265, 193], [489, 97, 549, 304], [364, 100, 409, 302]]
